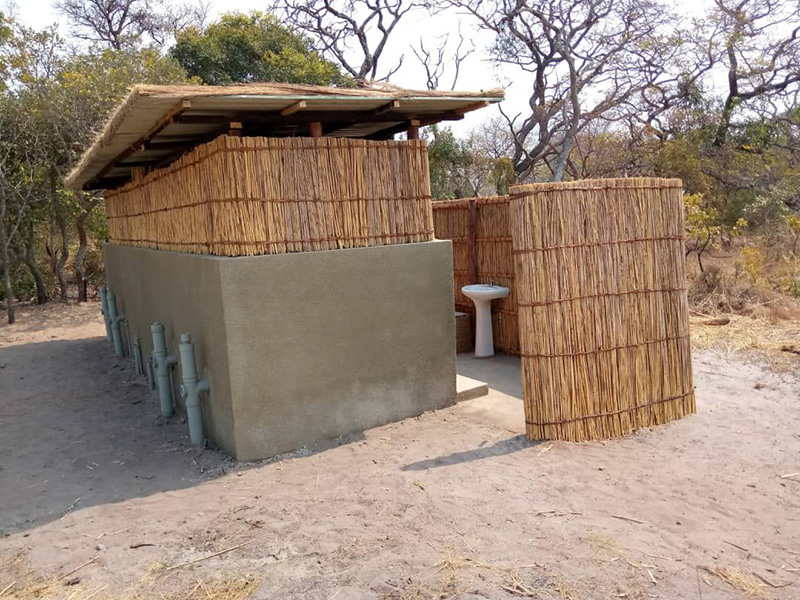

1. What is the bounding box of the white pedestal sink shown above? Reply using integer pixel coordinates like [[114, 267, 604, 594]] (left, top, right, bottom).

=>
[[462, 284, 510, 358]]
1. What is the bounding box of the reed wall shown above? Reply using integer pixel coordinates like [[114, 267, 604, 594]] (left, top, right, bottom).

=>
[[104, 135, 434, 256], [432, 196, 518, 354], [510, 178, 695, 442]]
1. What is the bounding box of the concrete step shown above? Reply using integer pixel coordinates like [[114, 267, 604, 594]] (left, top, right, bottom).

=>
[[456, 374, 489, 402]]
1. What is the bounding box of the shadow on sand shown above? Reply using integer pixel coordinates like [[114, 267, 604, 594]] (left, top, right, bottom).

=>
[[400, 434, 538, 471]]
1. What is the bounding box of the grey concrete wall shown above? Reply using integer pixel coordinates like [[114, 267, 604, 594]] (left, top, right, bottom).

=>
[[104, 240, 456, 461], [221, 240, 456, 460], [104, 245, 237, 455]]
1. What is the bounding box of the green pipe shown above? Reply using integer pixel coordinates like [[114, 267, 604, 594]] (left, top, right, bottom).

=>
[[106, 290, 125, 357], [178, 333, 210, 446], [150, 321, 178, 417], [145, 355, 156, 390], [132, 334, 144, 376], [99, 286, 112, 342]]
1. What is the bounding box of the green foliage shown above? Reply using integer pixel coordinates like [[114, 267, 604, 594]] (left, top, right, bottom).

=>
[[170, 12, 350, 86], [428, 126, 468, 199], [428, 126, 515, 199]]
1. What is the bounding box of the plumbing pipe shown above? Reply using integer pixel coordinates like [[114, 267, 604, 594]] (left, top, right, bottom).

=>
[[145, 355, 156, 390], [132, 334, 144, 376], [178, 333, 210, 445], [151, 321, 178, 417], [99, 286, 112, 342], [106, 290, 126, 358]]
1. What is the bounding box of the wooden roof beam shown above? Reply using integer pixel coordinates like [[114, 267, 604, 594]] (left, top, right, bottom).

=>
[[369, 100, 400, 116], [280, 100, 307, 116], [88, 98, 191, 189], [452, 100, 490, 116]]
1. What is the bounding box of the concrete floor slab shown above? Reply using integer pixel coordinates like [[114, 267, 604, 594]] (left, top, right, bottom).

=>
[[456, 352, 522, 399], [454, 353, 525, 433], [455, 374, 488, 402]]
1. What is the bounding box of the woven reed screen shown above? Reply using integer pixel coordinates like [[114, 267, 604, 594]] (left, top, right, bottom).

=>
[[511, 178, 695, 441], [432, 196, 518, 354], [104, 135, 434, 256]]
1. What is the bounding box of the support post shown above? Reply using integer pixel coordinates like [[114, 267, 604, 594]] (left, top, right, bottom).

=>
[[467, 199, 478, 284], [309, 121, 323, 138]]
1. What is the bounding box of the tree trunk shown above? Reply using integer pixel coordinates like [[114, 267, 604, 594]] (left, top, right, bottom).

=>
[[22, 224, 47, 305], [0, 227, 14, 324], [54, 209, 68, 302], [49, 169, 69, 302], [75, 213, 88, 302], [75, 196, 99, 303]]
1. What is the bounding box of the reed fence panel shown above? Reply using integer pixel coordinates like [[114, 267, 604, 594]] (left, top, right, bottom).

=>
[[510, 178, 695, 441], [104, 136, 434, 256], [432, 195, 518, 354]]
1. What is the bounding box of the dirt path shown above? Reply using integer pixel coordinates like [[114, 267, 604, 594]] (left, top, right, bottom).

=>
[[1, 303, 799, 599]]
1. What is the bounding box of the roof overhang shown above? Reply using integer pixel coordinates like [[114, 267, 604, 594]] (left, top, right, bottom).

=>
[[66, 83, 504, 191]]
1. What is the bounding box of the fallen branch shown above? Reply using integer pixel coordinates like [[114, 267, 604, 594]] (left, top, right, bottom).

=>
[[165, 540, 253, 572], [723, 540, 749, 553], [84, 584, 109, 599], [56, 557, 98, 582], [0, 582, 15, 597], [753, 572, 793, 589], [610, 514, 648, 525]]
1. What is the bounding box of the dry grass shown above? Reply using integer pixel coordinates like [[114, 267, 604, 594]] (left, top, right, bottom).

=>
[[380, 551, 571, 600], [0, 555, 258, 600], [703, 567, 771, 600], [690, 314, 800, 371]]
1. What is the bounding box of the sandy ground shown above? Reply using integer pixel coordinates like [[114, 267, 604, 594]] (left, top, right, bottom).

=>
[[1, 302, 799, 599]]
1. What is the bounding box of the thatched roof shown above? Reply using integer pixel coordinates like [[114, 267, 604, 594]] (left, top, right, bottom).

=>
[[66, 82, 504, 190]]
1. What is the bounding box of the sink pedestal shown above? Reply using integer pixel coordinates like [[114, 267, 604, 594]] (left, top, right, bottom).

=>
[[473, 298, 496, 357], [461, 284, 510, 358]]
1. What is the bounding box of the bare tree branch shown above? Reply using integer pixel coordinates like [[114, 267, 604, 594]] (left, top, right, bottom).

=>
[[272, 0, 416, 81]]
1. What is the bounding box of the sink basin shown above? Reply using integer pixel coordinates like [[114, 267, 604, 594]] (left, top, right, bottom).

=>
[[461, 284, 510, 357], [462, 284, 510, 302]]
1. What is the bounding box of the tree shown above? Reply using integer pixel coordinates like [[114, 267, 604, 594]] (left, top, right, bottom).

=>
[[433, 0, 677, 181], [48, 48, 190, 300], [54, 0, 210, 50], [271, 0, 414, 81], [427, 126, 514, 199], [0, 92, 46, 323], [707, 0, 800, 147], [170, 12, 350, 86], [411, 29, 474, 90]]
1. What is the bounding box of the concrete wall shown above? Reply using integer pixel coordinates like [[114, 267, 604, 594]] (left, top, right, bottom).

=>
[[104, 241, 456, 460], [105, 245, 237, 455]]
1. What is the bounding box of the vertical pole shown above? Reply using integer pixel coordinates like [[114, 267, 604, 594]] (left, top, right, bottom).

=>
[[467, 199, 478, 284], [309, 121, 323, 138]]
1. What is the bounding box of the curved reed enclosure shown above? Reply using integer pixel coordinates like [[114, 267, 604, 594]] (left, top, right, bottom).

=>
[[432, 196, 519, 354], [105, 135, 434, 256], [510, 178, 695, 441]]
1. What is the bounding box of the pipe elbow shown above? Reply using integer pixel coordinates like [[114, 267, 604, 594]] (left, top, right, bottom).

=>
[[197, 378, 210, 395], [165, 353, 178, 367]]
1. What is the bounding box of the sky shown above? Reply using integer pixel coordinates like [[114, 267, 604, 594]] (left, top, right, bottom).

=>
[[8, 0, 707, 137]]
